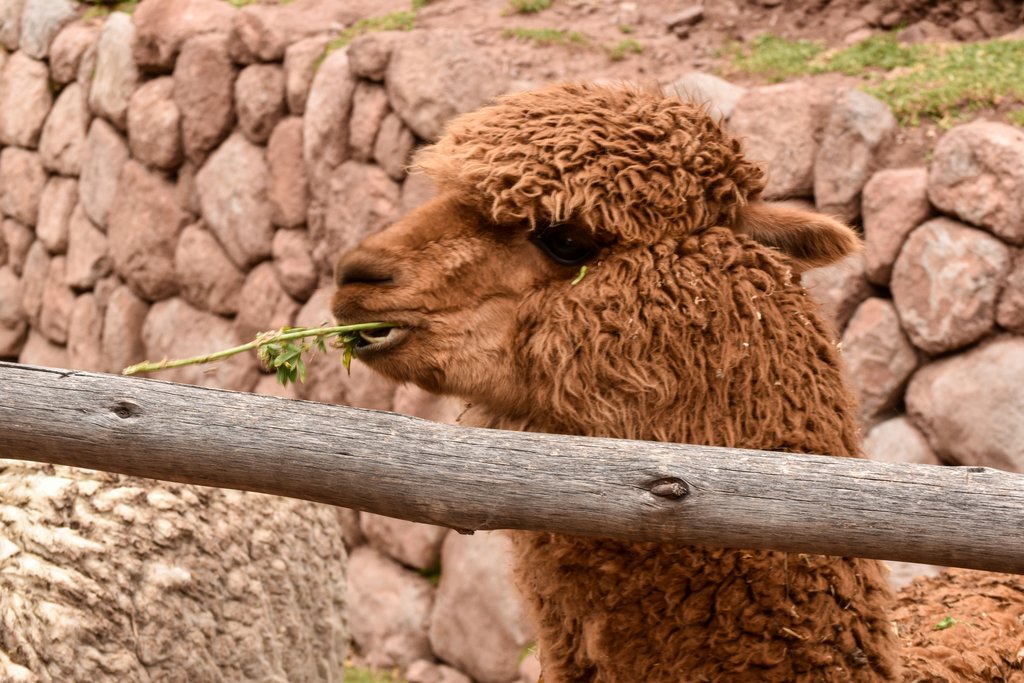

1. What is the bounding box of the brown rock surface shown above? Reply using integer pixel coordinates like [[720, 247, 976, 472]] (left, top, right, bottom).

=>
[[18, 0, 76, 59], [196, 132, 274, 269], [347, 545, 435, 669], [65, 203, 111, 290], [386, 30, 507, 142], [128, 77, 183, 170], [131, 0, 236, 71], [862, 416, 941, 466], [401, 172, 439, 215], [88, 13, 140, 130], [101, 283, 148, 373], [108, 161, 189, 301], [267, 117, 308, 228], [374, 112, 416, 180], [38, 256, 74, 344], [233, 262, 299, 342], [174, 33, 237, 164], [0, 147, 46, 227], [0, 265, 28, 356], [891, 218, 1010, 355], [996, 249, 1024, 333], [928, 120, 1024, 245], [348, 31, 403, 81], [303, 48, 356, 198], [66, 292, 105, 371], [429, 532, 534, 683], [20, 239, 49, 323], [142, 297, 258, 390], [314, 161, 400, 272], [35, 176, 77, 253], [236, 63, 286, 145], [813, 89, 896, 222], [282, 34, 329, 115], [0, 0, 25, 50], [228, 0, 354, 63], [840, 298, 918, 423], [665, 71, 747, 120], [392, 384, 463, 424], [0, 51, 51, 147], [18, 328, 69, 367], [79, 118, 130, 229], [861, 168, 931, 285], [906, 336, 1024, 472], [405, 660, 473, 683], [174, 223, 244, 315], [39, 82, 89, 176], [360, 514, 448, 571], [801, 251, 873, 334], [3, 218, 34, 275], [729, 82, 831, 199], [49, 22, 99, 84], [272, 228, 317, 301], [349, 81, 390, 163]]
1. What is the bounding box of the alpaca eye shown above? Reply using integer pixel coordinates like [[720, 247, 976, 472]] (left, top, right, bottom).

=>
[[533, 227, 598, 266]]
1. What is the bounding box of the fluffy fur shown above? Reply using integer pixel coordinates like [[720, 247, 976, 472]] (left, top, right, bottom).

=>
[[333, 82, 1024, 682]]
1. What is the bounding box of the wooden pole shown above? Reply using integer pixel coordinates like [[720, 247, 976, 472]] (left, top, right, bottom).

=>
[[1, 362, 1022, 574]]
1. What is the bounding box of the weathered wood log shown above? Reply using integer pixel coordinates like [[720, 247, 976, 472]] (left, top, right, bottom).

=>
[[1, 362, 1022, 573]]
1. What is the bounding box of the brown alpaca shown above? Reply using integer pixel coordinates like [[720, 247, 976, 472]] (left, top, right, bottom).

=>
[[333, 83, 1024, 682]]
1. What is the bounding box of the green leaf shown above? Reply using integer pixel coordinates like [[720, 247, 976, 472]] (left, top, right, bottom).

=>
[[571, 265, 588, 285], [934, 615, 956, 630]]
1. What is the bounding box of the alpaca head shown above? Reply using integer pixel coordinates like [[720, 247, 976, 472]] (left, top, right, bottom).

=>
[[333, 83, 860, 446]]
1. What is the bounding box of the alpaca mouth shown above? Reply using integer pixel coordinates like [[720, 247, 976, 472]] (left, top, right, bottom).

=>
[[352, 326, 409, 356]]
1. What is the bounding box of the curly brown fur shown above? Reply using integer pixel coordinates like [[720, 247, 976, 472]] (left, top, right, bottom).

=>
[[332, 83, 1019, 682]]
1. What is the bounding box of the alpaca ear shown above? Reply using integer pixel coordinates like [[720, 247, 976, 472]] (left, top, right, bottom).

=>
[[735, 202, 861, 272]]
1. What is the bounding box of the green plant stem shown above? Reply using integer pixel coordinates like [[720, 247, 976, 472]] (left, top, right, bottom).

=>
[[122, 322, 396, 377]]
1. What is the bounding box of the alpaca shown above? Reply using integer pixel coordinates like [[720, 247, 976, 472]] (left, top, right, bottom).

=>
[[332, 83, 1024, 682]]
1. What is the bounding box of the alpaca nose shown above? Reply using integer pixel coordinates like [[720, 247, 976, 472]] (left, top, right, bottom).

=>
[[336, 254, 395, 286]]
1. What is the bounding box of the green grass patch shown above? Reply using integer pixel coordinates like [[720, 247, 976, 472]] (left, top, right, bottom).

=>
[[343, 664, 407, 683], [504, 0, 552, 14], [325, 10, 418, 51], [617, 24, 635, 34], [726, 33, 1024, 127], [502, 27, 587, 47], [608, 38, 643, 61], [81, 0, 139, 19], [410, 0, 431, 8]]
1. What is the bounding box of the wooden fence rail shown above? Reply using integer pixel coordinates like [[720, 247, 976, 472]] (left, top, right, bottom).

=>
[[0, 362, 1022, 574]]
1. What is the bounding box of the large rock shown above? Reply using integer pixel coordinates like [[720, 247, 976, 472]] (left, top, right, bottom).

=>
[[862, 416, 941, 466], [141, 297, 259, 390], [267, 117, 308, 228], [236, 63, 285, 145], [347, 545, 435, 669], [101, 284, 149, 373], [387, 30, 507, 142], [39, 82, 89, 176], [861, 168, 931, 285], [928, 121, 1024, 245], [108, 161, 190, 301], [196, 132, 274, 269], [348, 31, 403, 82], [36, 177, 77, 254], [840, 298, 918, 423], [303, 49, 356, 198], [891, 218, 1010, 355], [801, 251, 873, 334], [272, 228, 317, 301], [0, 147, 46, 226], [814, 89, 897, 222], [19, 328, 69, 368], [79, 118, 130, 229], [3, 218, 33, 276], [314, 161, 400, 272], [131, 0, 236, 71], [174, 33, 236, 164], [374, 112, 416, 181], [405, 660, 473, 683], [0, 265, 28, 356], [38, 256, 74, 344], [233, 262, 299, 342], [729, 82, 831, 199], [906, 337, 1024, 472], [174, 223, 245, 315], [18, 0, 76, 58], [0, 51, 52, 147], [349, 81, 390, 163], [282, 34, 329, 115], [0, 0, 25, 50], [49, 22, 99, 84], [664, 71, 747, 120], [66, 293, 105, 371], [88, 12, 140, 130], [65, 203, 111, 290], [360, 514, 448, 571], [20, 239, 49, 323], [429, 532, 534, 683], [228, 0, 355, 64], [997, 250, 1024, 333], [393, 384, 463, 425], [128, 77, 182, 170]]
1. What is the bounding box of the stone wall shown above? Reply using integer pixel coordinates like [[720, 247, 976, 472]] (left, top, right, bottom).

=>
[[1, 2, 1023, 682]]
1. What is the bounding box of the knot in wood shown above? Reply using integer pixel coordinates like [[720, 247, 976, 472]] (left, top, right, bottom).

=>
[[649, 477, 688, 500]]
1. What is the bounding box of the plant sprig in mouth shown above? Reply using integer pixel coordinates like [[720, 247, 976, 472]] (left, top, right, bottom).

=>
[[122, 322, 400, 387]]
